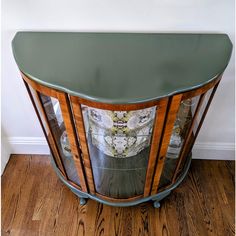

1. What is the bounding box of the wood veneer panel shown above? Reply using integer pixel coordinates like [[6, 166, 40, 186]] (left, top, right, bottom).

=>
[[70, 97, 96, 194], [151, 94, 182, 194], [58, 93, 88, 192], [95, 193, 142, 203], [77, 97, 163, 111], [21, 72, 58, 97], [144, 99, 168, 197]]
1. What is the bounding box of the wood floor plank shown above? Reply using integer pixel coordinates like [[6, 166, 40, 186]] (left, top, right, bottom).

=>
[[1, 155, 235, 236]]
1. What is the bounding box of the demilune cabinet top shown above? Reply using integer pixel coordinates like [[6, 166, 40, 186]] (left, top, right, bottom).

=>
[[12, 32, 232, 104]]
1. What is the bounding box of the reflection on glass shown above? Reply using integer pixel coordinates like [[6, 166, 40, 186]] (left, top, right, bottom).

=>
[[40, 94, 80, 185], [167, 97, 199, 159], [82, 105, 156, 198], [159, 96, 200, 188], [178, 88, 214, 175], [193, 88, 213, 135]]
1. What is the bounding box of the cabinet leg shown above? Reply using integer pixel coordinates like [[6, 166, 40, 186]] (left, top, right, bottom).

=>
[[153, 200, 161, 208], [79, 198, 87, 205]]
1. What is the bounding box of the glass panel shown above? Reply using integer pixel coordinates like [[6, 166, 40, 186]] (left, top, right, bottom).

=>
[[28, 86, 67, 176], [174, 88, 215, 172], [39, 94, 80, 185], [193, 88, 214, 135], [178, 88, 214, 174], [159, 95, 200, 188], [82, 105, 157, 198]]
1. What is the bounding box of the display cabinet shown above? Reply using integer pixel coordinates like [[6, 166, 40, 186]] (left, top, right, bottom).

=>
[[12, 32, 232, 207]]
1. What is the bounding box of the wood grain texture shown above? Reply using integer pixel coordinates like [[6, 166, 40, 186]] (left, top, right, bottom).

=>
[[151, 94, 183, 194], [38, 93, 82, 186], [70, 98, 96, 194], [71, 96, 169, 200], [22, 72, 224, 202], [57, 93, 88, 192], [144, 99, 168, 197], [76, 96, 165, 111], [2, 155, 234, 236], [22, 73, 86, 188]]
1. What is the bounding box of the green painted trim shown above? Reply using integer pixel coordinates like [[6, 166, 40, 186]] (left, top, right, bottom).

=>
[[50, 153, 192, 207]]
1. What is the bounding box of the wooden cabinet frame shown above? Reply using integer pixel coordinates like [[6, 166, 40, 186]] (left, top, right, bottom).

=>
[[22, 72, 221, 205]]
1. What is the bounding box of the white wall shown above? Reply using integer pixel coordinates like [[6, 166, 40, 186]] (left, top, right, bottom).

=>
[[1, 0, 235, 166]]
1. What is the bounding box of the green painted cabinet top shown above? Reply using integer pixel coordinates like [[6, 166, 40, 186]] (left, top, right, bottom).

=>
[[12, 32, 232, 104]]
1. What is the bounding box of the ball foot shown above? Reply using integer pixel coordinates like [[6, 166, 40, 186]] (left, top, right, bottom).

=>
[[79, 198, 87, 205], [153, 200, 161, 208]]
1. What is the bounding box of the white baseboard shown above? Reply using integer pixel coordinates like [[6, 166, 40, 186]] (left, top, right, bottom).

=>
[[7, 137, 235, 160], [192, 142, 235, 160], [8, 137, 50, 155]]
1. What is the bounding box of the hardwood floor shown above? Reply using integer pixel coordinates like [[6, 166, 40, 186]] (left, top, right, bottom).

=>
[[1, 155, 235, 236]]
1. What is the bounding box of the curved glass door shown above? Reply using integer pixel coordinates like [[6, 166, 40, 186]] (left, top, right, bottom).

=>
[[159, 88, 215, 188], [82, 105, 157, 198], [158, 95, 200, 188], [39, 94, 81, 186]]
